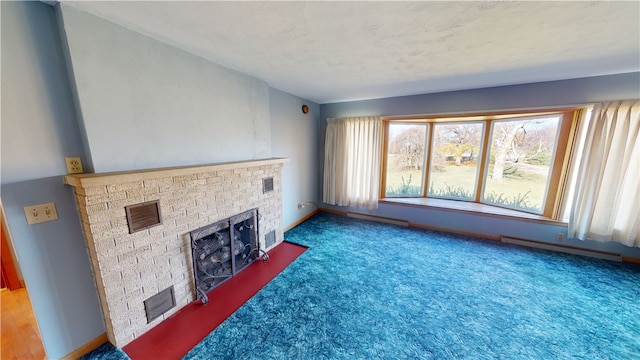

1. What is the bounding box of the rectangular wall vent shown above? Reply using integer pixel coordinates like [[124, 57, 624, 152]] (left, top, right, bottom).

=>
[[262, 177, 274, 193], [125, 200, 162, 233], [144, 286, 175, 323], [265, 230, 276, 248]]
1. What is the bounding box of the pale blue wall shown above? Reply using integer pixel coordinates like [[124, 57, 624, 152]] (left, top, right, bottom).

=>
[[320, 73, 640, 118], [1, 2, 105, 358], [2, 2, 638, 358], [269, 88, 319, 227], [57, 2, 320, 228], [318, 73, 640, 258], [58, 4, 272, 173], [1, 2, 320, 358]]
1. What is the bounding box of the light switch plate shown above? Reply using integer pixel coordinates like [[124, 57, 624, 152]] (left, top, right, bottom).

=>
[[24, 202, 58, 225]]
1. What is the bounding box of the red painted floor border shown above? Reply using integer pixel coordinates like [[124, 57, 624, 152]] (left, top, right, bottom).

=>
[[123, 241, 307, 360]]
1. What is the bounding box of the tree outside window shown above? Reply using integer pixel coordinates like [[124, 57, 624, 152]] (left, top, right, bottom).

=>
[[382, 111, 574, 216]]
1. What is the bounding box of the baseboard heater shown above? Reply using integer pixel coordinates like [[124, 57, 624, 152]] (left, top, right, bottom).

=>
[[346, 212, 409, 226], [500, 236, 622, 262]]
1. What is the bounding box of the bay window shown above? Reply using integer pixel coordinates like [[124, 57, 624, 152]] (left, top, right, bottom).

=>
[[382, 110, 577, 218]]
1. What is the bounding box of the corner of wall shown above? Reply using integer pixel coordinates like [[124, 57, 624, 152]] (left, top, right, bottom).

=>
[[55, 3, 95, 173]]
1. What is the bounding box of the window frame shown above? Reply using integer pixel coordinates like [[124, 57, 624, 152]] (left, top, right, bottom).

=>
[[383, 122, 430, 198], [427, 121, 486, 202], [381, 109, 580, 219]]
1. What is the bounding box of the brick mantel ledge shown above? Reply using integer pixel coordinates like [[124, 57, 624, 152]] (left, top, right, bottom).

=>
[[64, 158, 289, 187]]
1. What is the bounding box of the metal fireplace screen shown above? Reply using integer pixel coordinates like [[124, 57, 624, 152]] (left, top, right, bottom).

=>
[[189, 208, 260, 304]]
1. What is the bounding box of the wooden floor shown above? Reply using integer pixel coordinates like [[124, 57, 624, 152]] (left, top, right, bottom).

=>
[[1, 287, 46, 360]]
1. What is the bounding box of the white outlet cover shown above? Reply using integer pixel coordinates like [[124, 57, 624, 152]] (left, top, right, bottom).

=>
[[65, 157, 84, 174], [24, 202, 58, 225]]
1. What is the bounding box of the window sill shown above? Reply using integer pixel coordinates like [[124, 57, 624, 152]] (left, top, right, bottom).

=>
[[379, 197, 566, 226]]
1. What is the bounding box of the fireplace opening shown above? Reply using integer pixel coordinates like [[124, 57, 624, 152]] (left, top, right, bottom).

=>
[[189, 208, 266, 304]]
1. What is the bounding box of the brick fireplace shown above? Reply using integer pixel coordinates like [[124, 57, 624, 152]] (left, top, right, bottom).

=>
[[64, 158, 287, 347]]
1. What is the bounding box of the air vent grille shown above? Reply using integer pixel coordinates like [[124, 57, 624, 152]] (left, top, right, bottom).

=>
[[263, 177, 274, 193], [265, 230, 276, 248], [144, 286, 175, 323], [125, 200, 162, 233]]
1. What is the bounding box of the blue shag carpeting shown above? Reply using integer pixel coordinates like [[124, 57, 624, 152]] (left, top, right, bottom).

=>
[[84, 212, 640, 359], [80, 342, 129, 360], [184, 212, 639, 359]]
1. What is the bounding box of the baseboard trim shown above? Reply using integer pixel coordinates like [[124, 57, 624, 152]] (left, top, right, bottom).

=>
[[318, 209, 638, 264], [347, 212, 409, 226], [284, 209, 319, 232], [319, 207, 347, 216], [621, 256, 640, 264], [501, 236, 622, 262], [61, 333, 108, 360], [409, 222, 500, 241]]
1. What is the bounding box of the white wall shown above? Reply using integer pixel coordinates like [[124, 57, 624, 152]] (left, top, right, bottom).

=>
[[1, 2, 105, 358], [319, 73, 640, 258], [58, 4, 271, 173], [269, 88, 319, 228]]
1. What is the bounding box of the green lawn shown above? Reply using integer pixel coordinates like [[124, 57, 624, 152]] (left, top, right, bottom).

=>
[[385, 169, 424, 196], [429, 165, 478, 199], [386, 164, 548, 213]]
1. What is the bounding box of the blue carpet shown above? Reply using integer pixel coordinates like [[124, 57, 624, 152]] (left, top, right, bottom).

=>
[[84, 212, 640, 359], [80, 342, 128, 360], [184, 212, 639, 359]]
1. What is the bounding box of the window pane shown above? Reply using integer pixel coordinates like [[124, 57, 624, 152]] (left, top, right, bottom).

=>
[[385, 124, 427, 197], [482, 116, 561, 213], [428, 123, 484, 200]]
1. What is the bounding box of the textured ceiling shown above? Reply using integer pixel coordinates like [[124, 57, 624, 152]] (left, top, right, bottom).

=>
[[60, 1, 640, 104]]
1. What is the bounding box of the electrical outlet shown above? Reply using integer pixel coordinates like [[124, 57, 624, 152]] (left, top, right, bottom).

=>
[[24, 202, 58, 225], [65, 157, 84, 174], [556, 232, 565, 242], [298, 202, 306, 209]]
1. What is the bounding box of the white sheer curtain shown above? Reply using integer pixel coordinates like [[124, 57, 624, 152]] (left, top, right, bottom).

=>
[[568, 100, 640, 247], [323, 116, 382, 210]]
